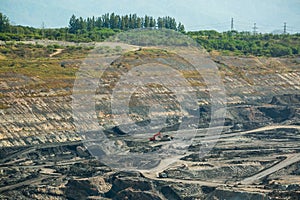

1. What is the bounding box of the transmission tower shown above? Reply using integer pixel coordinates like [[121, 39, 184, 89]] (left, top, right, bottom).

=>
[[284, 22, 287, 34], [252, 23, 258, 35], [41, 22, 45, 39], [231, 18, 234, 31]]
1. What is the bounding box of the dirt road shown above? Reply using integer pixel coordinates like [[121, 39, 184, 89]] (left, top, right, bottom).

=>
[[241, 153, 300, 185], [49, 48, 63, 57]]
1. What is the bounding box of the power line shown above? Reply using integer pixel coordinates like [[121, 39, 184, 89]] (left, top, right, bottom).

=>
[[185, 19, 300, 33], [185, 21, 228, 29], [41, 22, 45, 39]]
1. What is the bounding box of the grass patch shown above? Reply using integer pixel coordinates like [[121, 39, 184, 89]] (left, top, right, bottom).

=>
[[124, 48, 171, 57], [0, 102, 9, 109], [0, 43, 91, 96]]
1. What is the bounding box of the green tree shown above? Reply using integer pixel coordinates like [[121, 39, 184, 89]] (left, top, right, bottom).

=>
[[102, 13, 110, 28], [157, 17, 163, 29], [68, 14, 78, 33], [177, 22, 185, 33], [95, 17, 103, 29], [149, 17, 156, 28], [136, 17, 142, 28], [124, 15, 129, 30], [0, 12, 10, 32], [109, 13, 116, 29], [144, 15, 150, 28]]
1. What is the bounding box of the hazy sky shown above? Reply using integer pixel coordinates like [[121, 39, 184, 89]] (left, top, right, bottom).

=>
[[1, 0, 300, 33]]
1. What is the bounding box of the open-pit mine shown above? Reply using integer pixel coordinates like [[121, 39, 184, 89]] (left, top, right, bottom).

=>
[[0, 40, 300, 199]]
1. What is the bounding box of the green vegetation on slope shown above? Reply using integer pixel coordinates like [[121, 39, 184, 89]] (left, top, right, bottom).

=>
[[0, 42, 93, 94], [0, 12, 300, 57], [187, 30, 300, 57]]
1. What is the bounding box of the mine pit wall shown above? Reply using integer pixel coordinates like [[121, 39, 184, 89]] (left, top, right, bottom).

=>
[[0, 94, 79, 147], [0, 56, 299, 148]]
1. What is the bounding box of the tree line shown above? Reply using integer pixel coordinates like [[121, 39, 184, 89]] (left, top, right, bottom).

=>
[[0, 12, 185, 42], [68, 13, 185, 33]]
